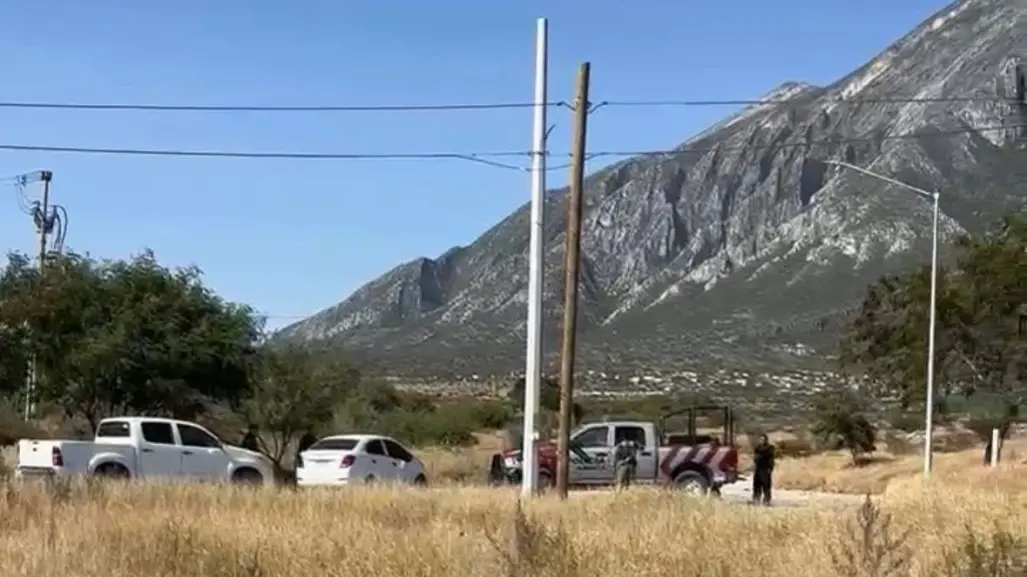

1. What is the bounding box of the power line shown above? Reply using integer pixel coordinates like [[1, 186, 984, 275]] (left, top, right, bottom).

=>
[[0, 94, 1017, 113], [0, 143, 537, 171], [594, 95, 1023, 109], [0, 100, 569, 112], [0, 123, 1021, 165], [582, 123, 1027, 160]]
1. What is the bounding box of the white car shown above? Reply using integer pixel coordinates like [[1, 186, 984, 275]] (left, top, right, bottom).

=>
[[295, 434, 428, 486]]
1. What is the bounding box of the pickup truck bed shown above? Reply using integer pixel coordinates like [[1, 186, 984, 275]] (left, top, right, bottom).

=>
[[16, 439, 136, 479]]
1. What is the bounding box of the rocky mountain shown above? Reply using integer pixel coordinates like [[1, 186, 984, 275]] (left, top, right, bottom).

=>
[[278, 0, 1027, 377]]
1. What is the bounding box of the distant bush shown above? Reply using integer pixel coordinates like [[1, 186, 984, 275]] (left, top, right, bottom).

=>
[[0, 401, 48, 447], [775, 437, 815, 459], [812, 392, 877, 465]]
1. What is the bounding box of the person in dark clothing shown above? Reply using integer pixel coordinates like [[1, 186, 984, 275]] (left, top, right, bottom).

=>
[[487, 454, 507, 485], [296, 432, 318, 459], [241, 429, 260, 452], [752, 434, 775, 506], [983, 423, 1011, 466]]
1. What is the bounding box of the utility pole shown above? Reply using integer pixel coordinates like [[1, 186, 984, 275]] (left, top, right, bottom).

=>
[[555, 62, 590, 500], [520, 17, 549, 499], [37, 170, 52, 270], [25, 169, 53, 419]]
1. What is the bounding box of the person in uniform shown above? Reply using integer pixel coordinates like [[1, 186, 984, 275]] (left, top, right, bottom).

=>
[[752, 434, 775, 506], [612, 436, 641, 490]]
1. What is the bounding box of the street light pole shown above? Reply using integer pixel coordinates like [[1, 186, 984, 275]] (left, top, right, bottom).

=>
[[823, 159, 940, 477], [924, 188, 939, 476]]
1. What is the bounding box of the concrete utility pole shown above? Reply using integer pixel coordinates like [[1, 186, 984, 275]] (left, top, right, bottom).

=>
[[25, 169, 53, 419], [37, 170, 52, 270], [555, 62, 591, 500], [520, 17, 549, 498]]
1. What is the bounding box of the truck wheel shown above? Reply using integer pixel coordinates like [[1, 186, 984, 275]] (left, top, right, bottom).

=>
[[231, 468, 264, 486], [674, 471, 710, 495], [93, 463, 130, 480], [537, 470, 554, 492], [413, 474, 428, 487]]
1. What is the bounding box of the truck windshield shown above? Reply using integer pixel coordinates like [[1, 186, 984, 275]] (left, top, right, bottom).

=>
[[96, 421, 130, 438]]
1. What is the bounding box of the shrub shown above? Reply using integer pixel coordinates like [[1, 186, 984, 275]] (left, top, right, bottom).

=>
[[812, 392, 877, 465]]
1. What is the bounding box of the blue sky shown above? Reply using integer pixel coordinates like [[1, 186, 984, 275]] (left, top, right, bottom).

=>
[[0, 0, 952, 329]]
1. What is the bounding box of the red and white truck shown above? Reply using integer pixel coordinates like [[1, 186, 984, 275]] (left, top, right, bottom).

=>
[[496, 405, 740, 493]]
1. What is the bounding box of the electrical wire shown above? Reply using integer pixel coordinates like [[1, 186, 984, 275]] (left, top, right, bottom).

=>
[[0, 100, 569, 112], [51, 205, 69, 253], [0, 143, 537, 169], [0, 123, 1021, 164], [0, 94, 1019, 113], [593, 95, 1025, 109], [581, 122, 1027, 161]]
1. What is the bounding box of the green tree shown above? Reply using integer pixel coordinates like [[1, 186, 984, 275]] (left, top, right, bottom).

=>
[[506, 376, 583, 423], [812, 392, 877, 465], [0, 250, 262, 428], [840, 213, 1027, 410], [242, 344, 359, 469]]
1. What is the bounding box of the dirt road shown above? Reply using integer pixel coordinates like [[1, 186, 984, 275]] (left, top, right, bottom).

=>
[[715, 483, 866, 508], [566, 483, 867, 509]]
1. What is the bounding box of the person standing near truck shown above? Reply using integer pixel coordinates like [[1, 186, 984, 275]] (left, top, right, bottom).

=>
[[752, 434, 775, 506], [612, 436, 641, 490]]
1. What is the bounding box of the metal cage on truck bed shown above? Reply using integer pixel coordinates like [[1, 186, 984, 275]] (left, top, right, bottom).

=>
[[659, 405, 735, 447]]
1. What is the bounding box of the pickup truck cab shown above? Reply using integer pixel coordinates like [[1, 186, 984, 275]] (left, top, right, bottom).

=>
[[15, 416, 274, 485], [498, 405, 739, 494]]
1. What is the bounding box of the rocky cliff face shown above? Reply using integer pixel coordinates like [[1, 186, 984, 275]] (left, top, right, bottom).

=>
[[278, 0, 1027, 376]]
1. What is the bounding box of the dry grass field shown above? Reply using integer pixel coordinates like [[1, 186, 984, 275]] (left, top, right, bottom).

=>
[[1, 430, 1025, 576], [0, 471, 1024, 577]]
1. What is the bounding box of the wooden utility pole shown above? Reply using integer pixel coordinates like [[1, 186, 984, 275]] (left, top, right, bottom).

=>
[[555, 62, 590, 500]]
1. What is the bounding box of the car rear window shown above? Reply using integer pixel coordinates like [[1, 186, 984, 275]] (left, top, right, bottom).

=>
[[96, 421, 130, 438], [307, 438, 358, 451]]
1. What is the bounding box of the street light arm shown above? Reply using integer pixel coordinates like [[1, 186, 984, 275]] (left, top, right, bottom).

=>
[[824, 159, 936, 200]]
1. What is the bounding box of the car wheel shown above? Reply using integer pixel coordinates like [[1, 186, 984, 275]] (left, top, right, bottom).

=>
[[413, 474, 428, 486], [231, 468, 264, 486], [674, 470, 710, 495]]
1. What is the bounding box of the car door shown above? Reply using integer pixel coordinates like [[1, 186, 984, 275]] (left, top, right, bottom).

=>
[[614, 425, 655, 482], [136, 421, 182, 478], [381, 438, 420, 483], [362, 438, 390, 480], [568, 425, 612, 484], [176, 423, 229, 482]]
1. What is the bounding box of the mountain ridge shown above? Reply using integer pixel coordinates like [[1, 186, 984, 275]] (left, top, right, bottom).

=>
[[278, 0, 1027, 377]]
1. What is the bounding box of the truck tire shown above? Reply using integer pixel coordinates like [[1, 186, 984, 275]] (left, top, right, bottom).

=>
[[413, 474, 428, 486], [673, 470, 710, 495], [537, 469, 554, 492], [231, 468, 264, 486], [93, 463, 130, 480]]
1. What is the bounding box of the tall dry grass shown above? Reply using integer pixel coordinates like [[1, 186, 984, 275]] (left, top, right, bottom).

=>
[[0, 470, 1024, 577]]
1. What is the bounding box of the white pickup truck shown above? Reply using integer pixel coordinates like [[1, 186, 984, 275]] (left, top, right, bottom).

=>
[[15, 416, 274, 485]]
